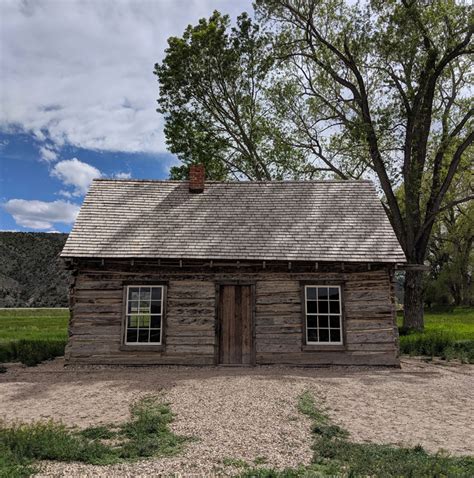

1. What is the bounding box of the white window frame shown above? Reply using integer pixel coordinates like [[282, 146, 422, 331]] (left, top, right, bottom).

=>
[[125, 285, 164, 345], [304, 285, 343, 345]]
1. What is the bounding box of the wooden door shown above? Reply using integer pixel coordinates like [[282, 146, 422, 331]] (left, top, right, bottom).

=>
[[218, 285, 253, 365]]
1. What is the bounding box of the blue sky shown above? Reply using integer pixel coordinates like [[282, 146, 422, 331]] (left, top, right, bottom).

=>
[[0, 0, 252, 232]]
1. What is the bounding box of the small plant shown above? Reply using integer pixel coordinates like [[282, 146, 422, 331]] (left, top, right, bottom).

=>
[[222, 457, 249, 468], [0, 396, 188, 477], [79, 426, 117, 441], [240, 392, 474, 478], [253, 456, 268, 465]]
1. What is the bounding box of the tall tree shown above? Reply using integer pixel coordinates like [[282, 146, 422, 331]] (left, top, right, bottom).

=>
[[425, 195, 473, 307], [155, 11, 307, 180], [256, 0, 473, 330], [156, 1, 473, 330]]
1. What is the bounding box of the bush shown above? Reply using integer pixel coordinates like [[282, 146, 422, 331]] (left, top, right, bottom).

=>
[[399, 330, 474, 363], [0, 339, 66, 366]]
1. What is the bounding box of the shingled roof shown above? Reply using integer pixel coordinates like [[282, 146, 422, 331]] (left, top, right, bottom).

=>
[[61, 179, 406, 263]]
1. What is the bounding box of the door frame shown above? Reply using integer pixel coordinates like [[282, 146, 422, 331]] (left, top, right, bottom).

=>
[[215, 280, 256, 366]]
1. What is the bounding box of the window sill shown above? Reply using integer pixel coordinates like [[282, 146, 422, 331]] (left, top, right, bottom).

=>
[[119, 345, 164, 352], [301, 344, 346, 352]]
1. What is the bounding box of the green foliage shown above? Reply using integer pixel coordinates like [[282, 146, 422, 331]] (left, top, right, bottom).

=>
[[398, 307, 474, 362], [117, 396, 188, 459], [241, 391, 474, 477], [0, 339, 66, 366], [0, 308, 68, 366], [155, 11, 306, 180], [222, 457, 249, 468], [157, 1, 473, 330], [0, 308, 68, 343], [78, 426, 117, 441], [0, 397, 187, 477], [0, 232, 69, 308], [425, 202, 474, 307]]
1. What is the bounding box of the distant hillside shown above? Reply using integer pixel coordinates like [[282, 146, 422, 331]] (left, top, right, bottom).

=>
[[0, 232, 70, 307]]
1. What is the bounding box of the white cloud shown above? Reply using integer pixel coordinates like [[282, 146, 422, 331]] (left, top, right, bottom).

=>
[[3, 199, 80, 230], [39, 145, 58, 162], [0, 0, 252, 154], [113, 172, 132, 179], [51, 158, 102, 196]]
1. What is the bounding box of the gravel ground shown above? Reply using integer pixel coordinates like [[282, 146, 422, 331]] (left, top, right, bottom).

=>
[[0, 358, 473, 477]]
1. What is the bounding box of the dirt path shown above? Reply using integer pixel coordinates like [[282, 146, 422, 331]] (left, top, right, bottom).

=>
[[0, 359, 472, 476]]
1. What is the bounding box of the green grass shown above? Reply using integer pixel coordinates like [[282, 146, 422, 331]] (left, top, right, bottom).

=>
[[0, 308, 68, 366], [0, 308, 68, 343], [0, 396, 188, 478], [239, 392, 474, 478], [398, 307, 474, 362]]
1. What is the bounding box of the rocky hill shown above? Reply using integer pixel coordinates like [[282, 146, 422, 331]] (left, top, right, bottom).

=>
[[0, 232, 70, 307]]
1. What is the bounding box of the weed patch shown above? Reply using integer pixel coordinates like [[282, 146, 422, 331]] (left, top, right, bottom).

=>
[[0, 396, 188, 478], [0, 340, 66, 366], [240, 391, 474, 477]]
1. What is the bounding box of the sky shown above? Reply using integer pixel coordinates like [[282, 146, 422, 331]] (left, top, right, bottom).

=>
[[0, 0, 253, 232]]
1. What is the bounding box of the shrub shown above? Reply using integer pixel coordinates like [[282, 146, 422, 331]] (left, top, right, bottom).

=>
[[0, 340, 66, 366], [399, 330, 474, 363]]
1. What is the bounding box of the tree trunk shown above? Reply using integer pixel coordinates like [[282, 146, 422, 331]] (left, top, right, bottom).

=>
[[403, 269, 425, 331]]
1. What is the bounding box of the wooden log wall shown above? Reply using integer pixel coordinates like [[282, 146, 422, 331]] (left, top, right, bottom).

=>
[[65, 260, 399, 366]]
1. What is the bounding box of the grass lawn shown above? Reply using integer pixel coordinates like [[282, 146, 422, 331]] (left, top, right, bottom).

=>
[[0, 308, 69, 343], [398, 307, 474, 362], [398, 307, 474, 340], [0, 308, 69, 366]]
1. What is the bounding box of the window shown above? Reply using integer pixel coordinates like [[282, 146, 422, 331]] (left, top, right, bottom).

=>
[[125, 286, 163, 344], [305, 285, 343, 344]]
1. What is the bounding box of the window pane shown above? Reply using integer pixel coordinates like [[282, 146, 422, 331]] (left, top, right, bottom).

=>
[[330, 315, 340, 328], [138, 329, 149, 342], [330, 329, 341, 342], [128, 301, 139, 314], [150, 315, 161, 328], [151, 287, 162, 300], [319, 301, 328, 313], [306, 287, 317, 300], [319, 315, 329, 328], [318, 287, 328, 299], [139, 301, 150, 312], [127, 328, 138, 342], [319, 329, 330, 342], [140, 288, 151, 300], [329, 301, 340, 314], [329, 287, 339, 300], [149, 329, 161, 343], [138, 314, 150, 327], [307, 329, 318, 342], [307, 301, 317, 314], [151, 301, 161, 314], [128, 315, 138, 327], [129, 287, 140, 301]]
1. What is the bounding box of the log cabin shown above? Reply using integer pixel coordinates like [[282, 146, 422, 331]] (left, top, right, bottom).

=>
[[61, 164, 406, 367]]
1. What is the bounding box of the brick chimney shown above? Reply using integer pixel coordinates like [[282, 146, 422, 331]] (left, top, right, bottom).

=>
[[189, 164, 205, 193]]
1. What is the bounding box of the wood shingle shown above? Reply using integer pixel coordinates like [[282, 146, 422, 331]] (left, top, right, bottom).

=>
[[61, 179, 406, 263]]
